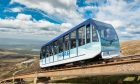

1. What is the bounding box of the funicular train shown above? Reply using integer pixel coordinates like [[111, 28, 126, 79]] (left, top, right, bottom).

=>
[[40, 18, 120, 68]]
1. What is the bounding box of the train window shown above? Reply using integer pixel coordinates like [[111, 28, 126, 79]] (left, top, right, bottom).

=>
[[48, 45, 52, 56], [71, 31, 76, 49], [45, 47, 48, 57], [59, 38, 63, 53], [42, 47, 46, 58], [40, 53, 42, 59], [51, 44, 54, 56], [92, 26, 98, 42], [86, 25, 90, 43], [64, 34, 70, 51], [48, 44, 53, 57], [78, 26, 85, 46], [101, 28, 117, 41], [40, 48, 43, 59], [54, 41, 59, 55], [46, 46, 50, 57]]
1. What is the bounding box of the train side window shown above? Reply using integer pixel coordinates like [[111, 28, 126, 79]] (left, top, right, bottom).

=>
[[64, 34, 70, 51], [54, 41, 59, 55], [46, 46, 50, 57], [59, 38, 63, 53], [45, 46, 48, 57], [42, 47, 46, 58], [78, 26, 85, 46], [48, 45, 52, 56], [92, 26, 98, 42], [40, 48, 43, 59], [51, 44, 54, 56], [40, 52, 42, 59], [86, 25, 90, 43], [71, 31, 76, 49]]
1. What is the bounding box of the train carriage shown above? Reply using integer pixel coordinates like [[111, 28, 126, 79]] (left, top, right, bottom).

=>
[[40, 18, 120, 68]]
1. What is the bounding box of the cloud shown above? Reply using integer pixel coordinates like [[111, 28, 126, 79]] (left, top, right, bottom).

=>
[[10, 0, 84, 25], [4, 7, 23, 13], [94, 0, 140, 41], [76, 0, 140, 41], [0, 13, 72, 40], [10, 7, 23, 12], [2, 0, 140, 41], [16, 13, 32, 20]]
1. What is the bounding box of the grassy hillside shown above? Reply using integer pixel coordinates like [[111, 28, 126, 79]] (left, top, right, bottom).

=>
[[121, 40, 140, 56], [0, 40, 140, 80]]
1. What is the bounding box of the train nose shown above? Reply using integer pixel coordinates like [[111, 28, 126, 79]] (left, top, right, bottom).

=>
[[101, 51, 120, 59]]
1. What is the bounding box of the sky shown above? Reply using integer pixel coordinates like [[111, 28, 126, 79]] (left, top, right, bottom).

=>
[[0, 0, 140, 43]]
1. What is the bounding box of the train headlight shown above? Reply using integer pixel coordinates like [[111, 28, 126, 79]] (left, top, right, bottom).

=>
[[102, 51, 109, 57]]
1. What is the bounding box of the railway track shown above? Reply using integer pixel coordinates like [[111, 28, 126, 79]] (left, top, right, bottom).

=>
[[15, 55, 140, 76], [38, 55, 140, 73], [1, 55, 140, 83]]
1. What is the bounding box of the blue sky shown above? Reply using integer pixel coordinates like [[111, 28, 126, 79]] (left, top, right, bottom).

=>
[[0, 0, 140, 43]]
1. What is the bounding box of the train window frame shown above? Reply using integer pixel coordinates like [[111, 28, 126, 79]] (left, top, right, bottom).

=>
[[54, 40, 59, 55], [48, 44, 54, 62], [58, 38, 63, 53], [42, 47, 46, 59], [78, 26, 85, 46], [100, 27, 118, 41], [45, 46, 48, 58], [46, 46, 50, 57], [92, 26, 99, 42], [70, 30, 76, 49], [64, 34, 70, 51], [47, 45, 50, 57], [86, 24, 90, 44], [40, 48, 44, 59], [51, 43, 54, 56]]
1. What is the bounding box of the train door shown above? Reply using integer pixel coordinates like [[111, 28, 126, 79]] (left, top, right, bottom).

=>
[[83, 24, 92, 56], [81, 24, 100, 57], [42, 47, 46, 65], [58, 38, 64, 60], [64, 34, 70, 59], [45, 46, 49, 64], [53, 41, 58, 62], [70, 31, 77, 57], [40, 48, 44, 65], [48, 44, 54, 63], [77, 26, 86, 56]]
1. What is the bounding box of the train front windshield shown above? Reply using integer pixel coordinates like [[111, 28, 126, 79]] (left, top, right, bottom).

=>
[[99, 25, 120, 51], [100, 27, 118, 41]]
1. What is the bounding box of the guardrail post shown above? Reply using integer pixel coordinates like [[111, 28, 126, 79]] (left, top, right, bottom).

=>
[[20, 78, 22, 84], [4, 81, 6, 84], [13, 75, 15, 84], [34, 72, 38, 84]]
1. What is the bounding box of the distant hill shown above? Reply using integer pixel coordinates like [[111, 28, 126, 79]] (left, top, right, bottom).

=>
[[0, 38, 48, 55], [0, 38, 46, 50], [121, 40, 140, 56]]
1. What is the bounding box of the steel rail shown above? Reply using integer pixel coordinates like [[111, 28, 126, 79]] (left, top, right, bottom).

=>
[[1, 55, 140, 83]]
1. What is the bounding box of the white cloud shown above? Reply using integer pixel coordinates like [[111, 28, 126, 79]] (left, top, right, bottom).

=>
[[8, 0, 86, 41], [95, 0, 140, 41], [78, 6, 98, 14], [10, 0, 84, 25], [10, 7, 23, 12], [0, 13, 72, 40], [104, 20, 122, 28], [4, 7, 23, 13], [16, 13, 32, 20], [58, 0, 74, 7], [7, 0, 140, 41]]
